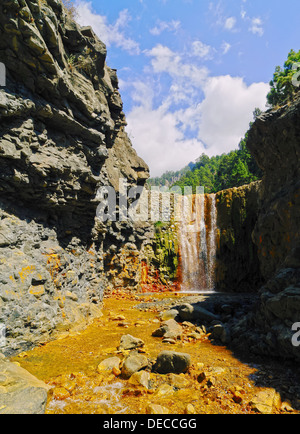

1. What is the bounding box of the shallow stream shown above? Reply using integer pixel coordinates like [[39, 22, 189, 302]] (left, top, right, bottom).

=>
[[11, 291, 300, 414]]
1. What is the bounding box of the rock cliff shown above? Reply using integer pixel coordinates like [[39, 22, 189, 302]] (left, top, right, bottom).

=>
[[0, 0, 151, 354], [231, 95, 300, 360], [215, 182, 263, 293]]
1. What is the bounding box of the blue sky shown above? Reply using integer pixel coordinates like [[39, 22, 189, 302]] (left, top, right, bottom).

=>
[[76, 0, 300, 176]]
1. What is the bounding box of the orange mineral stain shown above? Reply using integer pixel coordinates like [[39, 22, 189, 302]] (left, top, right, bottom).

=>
[[11, 291, 299, 415]]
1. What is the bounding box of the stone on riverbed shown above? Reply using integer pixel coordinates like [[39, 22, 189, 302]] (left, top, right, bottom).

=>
[[152, 319, 182, 340], [146, 404, 169, 414], [210, 323, 230, 344], [97, 357, 121, 373], [0, 358, 50, 414], [159, 309, 179, 321], [118, 335, 145, 351], [166, 373, 191, 389], [153, 351, 191, 375], [128, 371, 150, 389], [121, 354, 149, 379], [250, 388, 282, 414], [177, 303, 219, 323]]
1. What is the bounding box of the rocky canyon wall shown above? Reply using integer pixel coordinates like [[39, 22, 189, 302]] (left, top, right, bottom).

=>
[[0, 0, 153, 355], [215, 182, 263, 293], [231, 95, 300, 360]]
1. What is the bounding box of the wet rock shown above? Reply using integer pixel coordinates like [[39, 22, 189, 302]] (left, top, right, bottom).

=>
[[159, 309, 179, 321], [184, 404, 196, 414], [118, 335, 145, 351], [152, 319, 182, 340], [162, 338, 176, 345], [210, 323, 230, 344], [215, 182, 263, 293], [154, 384, 174, 397], [281, 400, 294, 413], [52, 387, 70, 401], [0, 358, 50, 414], [146, 404, 169, 414], [128, 371, 150, 389], [166, 373, 190, 389], [97, 357, 121, 373], [197, 371, 207, 383], [121, 354, 148, 379], [250, 388, 281, 414], [240, 95, 300, 362], [153, 351, 191, 375], [178, 303, 219, 323]]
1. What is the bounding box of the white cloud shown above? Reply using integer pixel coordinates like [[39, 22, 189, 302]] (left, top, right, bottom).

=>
[[224, 16, 236, 31], [195, 75, 269, 153], [75, 1, 269, 177], [75, 1, 140, 54], [146, 44, 209, 88], [126, 103, 205, 177], [221, 41, 231, 55], [240, 4, 265, 37], [128, 80, 155, 109], [150, 19, 181, 36], [126, 75, 269, 176], [191, 41, 214, 59], [249, 17, 264, 37]]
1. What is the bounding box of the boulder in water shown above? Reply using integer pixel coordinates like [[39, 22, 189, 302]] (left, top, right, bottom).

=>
[[178, 303, 219, 323], [118, 335, 145, 351], [121, 354, 149, 379], [152, 319, 182, 340], [153, 351, 191, 374]]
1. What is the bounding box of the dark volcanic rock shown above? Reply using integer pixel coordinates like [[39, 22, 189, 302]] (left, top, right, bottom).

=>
[[215, 182, 263, 293], [0, 0, 150, 355], [248, 99, 300, 281], [152, 319, 183, 340], [121, 354, 149, 379], [230, 94, 300, 361], [153, 351, 191, 374], [177, 303, 219, 323]]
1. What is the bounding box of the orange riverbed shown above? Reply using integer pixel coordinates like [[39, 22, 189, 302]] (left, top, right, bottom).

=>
[[11, 292, 299, 414]]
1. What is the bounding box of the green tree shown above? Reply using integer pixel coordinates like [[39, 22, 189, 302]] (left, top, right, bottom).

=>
[[231, 159, 250, 187], [267, 49, 300, 107]]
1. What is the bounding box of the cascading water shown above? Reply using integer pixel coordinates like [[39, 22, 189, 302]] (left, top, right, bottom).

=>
[[178, 193, 217, 292], [207, 194, 217, 290]]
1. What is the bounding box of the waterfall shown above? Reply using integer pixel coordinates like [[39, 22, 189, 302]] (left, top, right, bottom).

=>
[[207, 194, 217, 290], [178, 193, 217, 292]]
